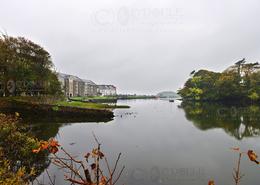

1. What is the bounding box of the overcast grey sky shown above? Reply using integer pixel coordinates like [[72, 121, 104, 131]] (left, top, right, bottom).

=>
[[1, 0, 260, 94]]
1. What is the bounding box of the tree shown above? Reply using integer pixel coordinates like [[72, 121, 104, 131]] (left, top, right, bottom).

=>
[[248, 92, 259, 101], [178, 70, 221, 101], [241, 62, 260, 88], [235, 58, 246, 79], [179, 61, 260, 102], [190, 70, 196, 76], [0, 35, 62, 96], [215, 71, 242, 100]]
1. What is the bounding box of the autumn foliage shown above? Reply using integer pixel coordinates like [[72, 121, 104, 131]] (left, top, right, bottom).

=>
[[32, 133, 125, 185], [32, 139, 60, 154], [0, 113, 41, 185]]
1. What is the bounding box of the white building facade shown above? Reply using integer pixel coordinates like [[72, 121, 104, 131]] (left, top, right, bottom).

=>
[[58, 73, 117, 97], [97, 85, 117, 96]]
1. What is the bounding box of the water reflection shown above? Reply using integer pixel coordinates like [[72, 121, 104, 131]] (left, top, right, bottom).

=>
[[179, 102, 260, 140], [30, 100, 260, 185], [23, 116, 113, 140], [3, 100, 260, 185], [0, 108, 113, 182], [0, 107, 113, 140]]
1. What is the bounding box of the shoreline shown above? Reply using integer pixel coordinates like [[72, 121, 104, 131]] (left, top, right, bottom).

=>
[[0, 98, 114, 121]]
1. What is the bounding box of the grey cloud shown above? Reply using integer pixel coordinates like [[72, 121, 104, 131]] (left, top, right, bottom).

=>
[[1, 0, 260, 94]]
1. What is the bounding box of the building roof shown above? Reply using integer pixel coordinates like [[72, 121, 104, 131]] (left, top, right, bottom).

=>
[[70, 75, 82, 81], [57, 73, 83, 82], [83, 79, 96, 85], [57, 72, 68, 78]]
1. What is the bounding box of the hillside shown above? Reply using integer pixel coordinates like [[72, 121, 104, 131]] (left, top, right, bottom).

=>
[[157, 91, 180, 98]]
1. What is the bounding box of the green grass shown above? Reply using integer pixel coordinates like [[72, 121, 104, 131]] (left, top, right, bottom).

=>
[[70, 96, 117, 101], [117, 95, 156, 99], [70, 95, 157, 101], [0, 97, 130, 110], [69, 96, 84, 101], [86, 96, 117, 100], [55, 101, 130, 109]]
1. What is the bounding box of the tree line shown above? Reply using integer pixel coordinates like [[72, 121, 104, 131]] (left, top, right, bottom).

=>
[[178, 59, 260, 102]]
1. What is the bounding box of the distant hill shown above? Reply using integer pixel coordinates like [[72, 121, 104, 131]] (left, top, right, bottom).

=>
[[157, 91, 180, 98]]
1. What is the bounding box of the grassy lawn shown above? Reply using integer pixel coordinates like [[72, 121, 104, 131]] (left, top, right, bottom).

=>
[[0, 97, 130, 110], [86, 96, 117, 100], [55, 101, 130, 109], [70, 96, 117, 101], [70, 95, 157, 101], [117, 95, 156, 99]]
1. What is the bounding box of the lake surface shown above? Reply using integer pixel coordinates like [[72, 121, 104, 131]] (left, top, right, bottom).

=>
[[34, 99, 260, 185]]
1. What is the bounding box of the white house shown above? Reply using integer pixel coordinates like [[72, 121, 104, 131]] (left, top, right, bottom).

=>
[[97, 85, 117, 96]]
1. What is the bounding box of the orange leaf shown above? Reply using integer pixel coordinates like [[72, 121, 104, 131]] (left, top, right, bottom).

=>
[[92, 148, 99, 156], [49, 139, 60, 147], [40, 141, 49, 150], [32, 148, 41, 153], [99, 176, 107, 185], [49, 146, 59, 154], [248, 150, 259, 164], [208, 180, 215, 185]]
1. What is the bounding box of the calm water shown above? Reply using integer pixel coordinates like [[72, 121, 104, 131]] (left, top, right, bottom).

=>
[[33, 99, 260, 185]]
